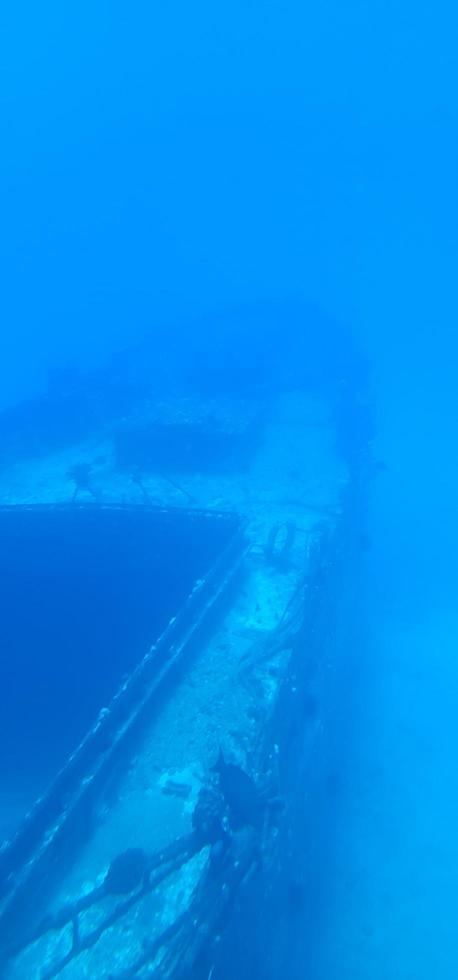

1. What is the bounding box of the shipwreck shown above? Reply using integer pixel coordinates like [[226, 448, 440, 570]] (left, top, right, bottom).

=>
[[0, 312, 372, 978]]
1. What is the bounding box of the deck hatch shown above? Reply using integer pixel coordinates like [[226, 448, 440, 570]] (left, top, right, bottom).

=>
[[0, 503, 241, 844]]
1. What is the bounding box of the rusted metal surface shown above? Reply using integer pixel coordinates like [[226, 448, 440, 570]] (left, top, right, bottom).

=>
[[0, 502, 247, 965]]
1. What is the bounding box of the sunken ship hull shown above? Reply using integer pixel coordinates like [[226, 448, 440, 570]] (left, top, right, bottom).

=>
[[0, 313, 372, 978]]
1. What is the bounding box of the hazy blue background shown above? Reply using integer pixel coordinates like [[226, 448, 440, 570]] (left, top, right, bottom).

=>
[[2, 2, 457, 401], [2, 2, 458, 976]]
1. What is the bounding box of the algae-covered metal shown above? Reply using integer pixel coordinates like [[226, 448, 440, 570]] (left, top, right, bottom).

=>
[[0, 326, 371, 979]]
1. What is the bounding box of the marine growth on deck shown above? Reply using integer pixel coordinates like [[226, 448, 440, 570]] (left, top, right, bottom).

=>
[[0, 324, 369, 979]]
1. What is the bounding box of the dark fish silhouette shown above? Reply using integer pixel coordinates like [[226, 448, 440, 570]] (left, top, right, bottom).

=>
[[211, 749, 264, 830]]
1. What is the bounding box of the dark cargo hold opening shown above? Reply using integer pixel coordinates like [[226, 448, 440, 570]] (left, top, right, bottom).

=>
[[0, 503, 239, 842]]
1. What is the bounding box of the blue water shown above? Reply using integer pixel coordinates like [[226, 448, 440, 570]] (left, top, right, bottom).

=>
[[1, 2, 458, 976]]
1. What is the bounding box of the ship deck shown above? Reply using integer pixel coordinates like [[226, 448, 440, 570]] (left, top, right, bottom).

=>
[[0, 387, 349, 978]]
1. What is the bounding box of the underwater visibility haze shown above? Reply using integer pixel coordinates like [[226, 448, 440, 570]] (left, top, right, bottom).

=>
[[1, 1, 458, 978]]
